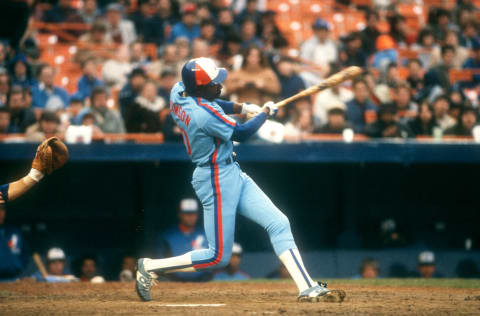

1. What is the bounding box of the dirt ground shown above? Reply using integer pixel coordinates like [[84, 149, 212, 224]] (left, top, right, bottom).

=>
[[1, 281, 480, 316]]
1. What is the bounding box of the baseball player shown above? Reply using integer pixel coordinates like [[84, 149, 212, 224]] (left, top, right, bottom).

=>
[[136, 58, 345, 303], [0, 137, 68, 205]]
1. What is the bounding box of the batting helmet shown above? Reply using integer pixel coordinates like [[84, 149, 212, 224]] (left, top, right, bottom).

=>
[[181, 57, 227, 95]]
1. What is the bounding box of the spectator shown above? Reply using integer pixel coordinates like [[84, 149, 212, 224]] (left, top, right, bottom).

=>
[[459, 19, 479, 49], [215, 8, 237, 42], [78, 255, 105, 283], [130, 42, 150, 69], [213, 243, 250, 281], [406, 59, 424, 98], [174, 38, 191, 67], [199, 19, 219, 47], [118, 67, 147, 116], [365, 103, 412, 138], [102, 45, 133, 89], [157, 67, 177, 105], [25, 111, 61, 142], [129, 0, 156, 44], [359, 258, 379, 279], [0, 107, 10, 134], [346, 79, 377, 132], [388, 14, 415, 47], [259, 10, 286, 50], [432, 95, 456, 131], [432, 30, 469, 69], [314, 103, 351, 134], [313, 67, 353, 126], [80, 87, 125, 133], [218, 32, 243, 69], [42, 0, 82, 24], [284, 100, 315, 142], [360, 10, 380, 56], [8, 86, 36, 133], [0, 69, 10, 105], [462, 41, 480, 88], [300, 19, 337, 76], [225, 45, 280, 105], [146, 44, 181, 81], [119, 254, 136, 282], [339, 32, 367, 68], [414, 251, 443, 278], [372, 35, 398, 74], [79, 20, 112, 46], [272, 56, 306, 102], [80, 112, 104, 140], [448, 90, 468, 121], [0, 203, 29, 282], [9, 54, 36, 88], [0, 43, 8, 70], [79, 0, 101, 25], [393, 83, 418, 124], [240, 18, 263, 49], [382, 62, 402, 89], [65, 96, 85, 126], [430, 8, 455, 42], [105, 3, 137, 45], [75, 57, 105, 101], [125, 80, 165, 133], [32, 248, 77, 283], [168, 3, 200, 43], [156, 198, 211, 282], [266, 262, 290, 279], [156, 0, 180, 25], [412, 28, 439, 69], [408, 103, 438, 136], [31, 65, 70, 111], [235, 0, 261, 26], [445, 106, 477, 136], [424, 45, 456, 92], [191, 39, 211, 59]]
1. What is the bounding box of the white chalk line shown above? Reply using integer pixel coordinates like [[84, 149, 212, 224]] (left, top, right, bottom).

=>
[[158, 303, 226, 307]]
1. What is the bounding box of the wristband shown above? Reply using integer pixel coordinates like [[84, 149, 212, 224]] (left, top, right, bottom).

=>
[[27, 169, 45, 182]]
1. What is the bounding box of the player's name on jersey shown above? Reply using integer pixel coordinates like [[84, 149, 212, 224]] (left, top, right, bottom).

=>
[[171, 103, 191, 127]]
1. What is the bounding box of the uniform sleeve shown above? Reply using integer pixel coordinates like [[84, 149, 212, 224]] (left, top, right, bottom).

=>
[[215, 99, 235, 114], [0, 183, 9, 202], [201, 112, 236, 142]]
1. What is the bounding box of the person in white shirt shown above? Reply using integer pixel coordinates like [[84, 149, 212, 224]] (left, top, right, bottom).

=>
[[300, 19, 338, 78], [105, 3, 136, 45]]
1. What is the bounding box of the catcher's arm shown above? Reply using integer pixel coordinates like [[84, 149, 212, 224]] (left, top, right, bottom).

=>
[[1, 137, 68, 202]]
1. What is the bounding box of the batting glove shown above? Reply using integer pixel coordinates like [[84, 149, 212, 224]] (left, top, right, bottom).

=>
[[262, 101, 278, 118], [241, 103, 262, 119]]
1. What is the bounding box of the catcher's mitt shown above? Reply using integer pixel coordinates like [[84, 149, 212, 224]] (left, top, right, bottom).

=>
[[32, 137, 69, 175]]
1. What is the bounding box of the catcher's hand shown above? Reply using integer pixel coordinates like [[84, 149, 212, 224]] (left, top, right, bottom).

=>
[[32, 137, 69, 175]]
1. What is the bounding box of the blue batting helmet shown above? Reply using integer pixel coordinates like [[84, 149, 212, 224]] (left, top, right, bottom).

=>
[[181, 57, 227, 95]]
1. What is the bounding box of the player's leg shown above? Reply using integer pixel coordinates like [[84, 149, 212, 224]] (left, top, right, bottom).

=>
[[237, 173, 345, 302], [136, 165, 241, 301]]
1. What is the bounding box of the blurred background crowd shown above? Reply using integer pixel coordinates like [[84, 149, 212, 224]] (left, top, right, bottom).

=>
[[0, 0, 480, 143]]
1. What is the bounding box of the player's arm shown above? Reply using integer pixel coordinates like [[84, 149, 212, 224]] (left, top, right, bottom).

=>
[[231, 102, 278, 142], [215, 99, 262, 117], [0, 137, 68, 203]]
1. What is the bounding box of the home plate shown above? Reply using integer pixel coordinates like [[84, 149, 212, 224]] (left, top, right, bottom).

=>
[[160, 304, 226, 307]]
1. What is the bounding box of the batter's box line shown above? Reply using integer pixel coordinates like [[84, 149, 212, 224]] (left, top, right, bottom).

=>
[[157, 303, 226, 307]]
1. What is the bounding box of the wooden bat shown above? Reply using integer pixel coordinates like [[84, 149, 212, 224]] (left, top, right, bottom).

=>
[[274, 66, 363, 108], [33, 252, 49, 279]]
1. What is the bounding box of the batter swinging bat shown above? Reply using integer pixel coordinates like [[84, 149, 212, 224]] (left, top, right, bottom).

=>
[[274, 66, 363, 108]]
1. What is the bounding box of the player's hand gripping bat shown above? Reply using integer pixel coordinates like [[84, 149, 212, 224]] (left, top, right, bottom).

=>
[[274, 66, 363, 108]]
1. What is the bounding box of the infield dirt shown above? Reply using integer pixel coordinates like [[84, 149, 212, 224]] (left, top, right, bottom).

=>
[[1, 281, 480, 315]]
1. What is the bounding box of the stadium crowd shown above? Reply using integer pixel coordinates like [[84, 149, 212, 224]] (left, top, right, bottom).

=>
[[0, 0, 479, 143]]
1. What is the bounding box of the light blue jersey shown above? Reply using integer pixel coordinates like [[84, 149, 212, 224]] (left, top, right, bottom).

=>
[[170, 82, 236, 166]]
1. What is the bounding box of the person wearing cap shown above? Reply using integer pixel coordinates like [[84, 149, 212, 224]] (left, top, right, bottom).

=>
[[365, 103, 412, 138], [444, 106, 478, 136], [25, 111, 62, 142], [314, 103, 351, 134], [31, 65, 70, 111], [414, 251, 443, 278], [32, 248, 78, 283], [300, 19, 338, 75], [155, 198, 211, 282], [168, 3, 200, 43], [372, 35, 398, 74], [105, 3, 137, 45], [213, 243, 250, 281]]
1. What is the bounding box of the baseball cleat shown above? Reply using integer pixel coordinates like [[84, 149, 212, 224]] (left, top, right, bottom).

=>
[[298, 282, 346, 303], [135, 258, 158, 302]]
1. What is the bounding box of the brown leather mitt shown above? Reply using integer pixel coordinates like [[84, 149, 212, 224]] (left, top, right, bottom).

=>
[[32, 137, 69, 175]]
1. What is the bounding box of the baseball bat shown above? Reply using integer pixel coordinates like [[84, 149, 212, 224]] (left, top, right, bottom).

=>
[[33, 252, 49, 279], [274, 66, 363, 108]]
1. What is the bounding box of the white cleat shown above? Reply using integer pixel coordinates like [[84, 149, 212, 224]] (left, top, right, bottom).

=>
[[298, 282, 346, 303]]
